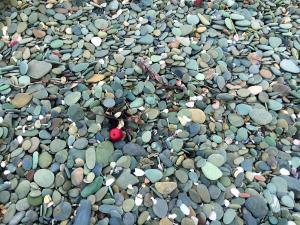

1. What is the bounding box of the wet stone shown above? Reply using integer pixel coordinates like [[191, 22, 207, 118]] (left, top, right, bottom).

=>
[[280, 59, 300, 73], [53, 202, 72, 221], [145, 169, 163, 183], [34, 169, 54, 188], [123, 143, 146, 157], [249, 108, 273, 125], [27, 60, 52, 79], [153, 198, 168, 218], [245, 196, 268, 219], [201, 162, 223, 181]]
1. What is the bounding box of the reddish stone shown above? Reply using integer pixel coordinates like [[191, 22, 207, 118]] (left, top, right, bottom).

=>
[[254, 174, 266, 182], [32, 29, 46, 39], [239, 192, 251, 198], [26, 170, 35, 181], [55, 8, 68, 14], [194, 0, 203, 6]]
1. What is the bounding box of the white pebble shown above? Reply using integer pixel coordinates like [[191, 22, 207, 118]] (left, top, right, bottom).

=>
[[288, 221, 296, 225], [186, 101, 195, 108], [134, 168, 145, 177], [209, 211, 217, 221], [230, 187, 240, 197], [91, 37, 102, 47], [293, 139, 300, 145], [114, 112, 122, 118], [17, 135, 23, 144], [135, 194, 143, 206], [178, 115, 192, 126], [1, 161, 7, 168], [65, 27, 72, 34], [225, 137, 233, 145], [280, 168, 290, 176], [162, 109, 169, 114], [168, 214, 177, 220], [191, 216, 198, 225], [224, 199, 230, 207], [105, 178, 115, 186], [98, 58, 105, 64], [180, 203, 190, 215]]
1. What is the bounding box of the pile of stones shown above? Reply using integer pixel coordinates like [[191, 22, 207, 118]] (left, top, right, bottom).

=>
[[0, 0, 300, 224]]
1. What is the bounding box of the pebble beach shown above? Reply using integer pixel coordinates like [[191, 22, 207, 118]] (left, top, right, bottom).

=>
[[0, 0, 300, 224]]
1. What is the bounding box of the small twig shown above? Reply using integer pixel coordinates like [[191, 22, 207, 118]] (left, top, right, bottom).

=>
[[136, 58, 161, 82]]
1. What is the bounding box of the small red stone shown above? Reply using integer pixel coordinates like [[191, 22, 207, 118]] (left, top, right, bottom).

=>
[[8, 40, 18, 47], [239, 193, 251, 198], [109, 128, 124, 142], [194, 0, 203, 7], [254, 174, 266, 182]]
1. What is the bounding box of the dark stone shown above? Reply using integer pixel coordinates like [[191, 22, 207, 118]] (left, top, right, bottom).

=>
[[122, 143, 146, 156], [243, 208, 258, 225], [245, 196, 268, 219]]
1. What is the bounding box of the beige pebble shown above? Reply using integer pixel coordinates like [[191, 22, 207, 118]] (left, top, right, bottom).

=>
[[189, 108, 206, 123]]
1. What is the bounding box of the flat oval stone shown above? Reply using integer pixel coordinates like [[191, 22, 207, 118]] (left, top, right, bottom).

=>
[[86, 148, 96, 170], [64, 92, 81, 106], [245, 196, 268, 218], [27, 60, 52, 79], [53, 202, 72, 221], [103, 98, 115, 108], [34, 169, 54, 188], [19, 61, 28, 75], [228, 113, 244, 127], [122, 199, 135, 212], [94, 19, 109, 29], [249, 108, 273, 125], [71, 63, 89, 73], [50, 139, 66, 153], [122, 143, 146, 156], [71, 168, 84, 186], [11, 93, 32, 108], [153, 198, 168, 218], [50, 39, 64, 49], [145, 169, 163, 183], [189, 109, 206, 124], [201, 162, 223, 181], [223, 209, 236, 224], [207, 154, 226, 167], [268, 99, 283, 111], [187, 15, 199, 25], [269, 37, 282, 48], [280, 59, 300, 73], [141, 130, 152, 143], [154, 182, 177, 195]]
